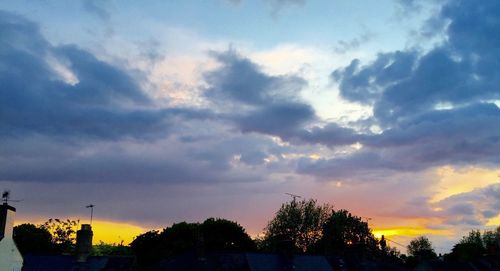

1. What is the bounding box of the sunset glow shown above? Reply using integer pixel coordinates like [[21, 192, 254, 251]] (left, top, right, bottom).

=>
[[372, 227, 449, 239], [1, 0, 500, 256]]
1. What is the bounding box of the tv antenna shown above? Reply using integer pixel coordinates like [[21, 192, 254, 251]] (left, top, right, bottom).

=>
[[362, 217, 372, 223], [285, 193, 302, 202], [86, 204, 95, 225], [2, 190, 22, 205]]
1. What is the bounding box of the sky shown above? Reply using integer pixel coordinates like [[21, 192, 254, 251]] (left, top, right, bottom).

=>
[[0, 0, 499, 253]]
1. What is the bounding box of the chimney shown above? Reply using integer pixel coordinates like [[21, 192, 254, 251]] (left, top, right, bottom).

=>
[[0, 203, 14, 242], [75, 224, 93, 262], [0, 203, 24, 271]]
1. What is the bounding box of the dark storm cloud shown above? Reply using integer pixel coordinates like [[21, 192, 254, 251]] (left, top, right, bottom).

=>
[[0, 10, 207, 141]]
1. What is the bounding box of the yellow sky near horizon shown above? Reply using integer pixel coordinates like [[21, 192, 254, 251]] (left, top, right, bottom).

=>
[[15, 219, 148, 245], [431, 166, 500, 203]]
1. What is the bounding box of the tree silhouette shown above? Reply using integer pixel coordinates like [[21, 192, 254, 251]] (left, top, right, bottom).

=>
[[130, 218, 256, 266], [407, 236, 436, 260], [130, 230, 163, 265], [13, 223, 54, 255], [201, 218, 256, 252], [92, 241, 131, 256], [318, 209, 378, 256], [482, 226, 500, 256], [41, 218, 79, 253], [263, 198, 333, 252], [450, 227, 500, 261]]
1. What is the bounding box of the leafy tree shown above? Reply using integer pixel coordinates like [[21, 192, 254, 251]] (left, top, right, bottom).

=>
[[92, 241, 131, 256], [387, 246, 402, 258], [130, 218, 256, 266], [13, 223, 54, 255], [41, 218, 79, 253], [482, 226, 500, 255], [460, 230, 484, 248], [453, 230, 485, 261], [161, 221, 200, 258], [201, 218, 256, 252], [129, 230, 163, 265], [263, 198, 333, 252], [319, 209, 378, 256], [407, 236, 436, 260], [450, 227, 500, 261]]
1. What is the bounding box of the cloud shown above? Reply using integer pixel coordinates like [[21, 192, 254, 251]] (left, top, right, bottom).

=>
[[0, 11, 211, 141], [297, 123, 362, 147], [204, 49, 307, 107], [223, 0, 305, 16], [334, 32, 373, 54], [335, 0, 500, 123], [266, 0, 306, 15], [0, 11, 312, 191], [297, 0, 500, 178], [298, 103, 500, 177], [235, 102, 314, 137], [81, 0, 110, 21], [435, 183, 500, 227], [0, 10, 255, 186], [332, 50, 418, 106], [203, 49, 318, 139]]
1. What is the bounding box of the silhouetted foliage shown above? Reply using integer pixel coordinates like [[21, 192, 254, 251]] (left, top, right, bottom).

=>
[[449, 227, 500, 261], [317, 209, 378, 256], [263, 198, 333, 252], [452, 230, 484, 261], [130, 218, 256, 266], [407, 236, 436, 260], [201, 218, 256, 252], [482, 226, 500, 256], [92, 241, 132, 256], [41, 218, 79, 253], [129, 230, 162, 265], [13, 223, 55, 255]]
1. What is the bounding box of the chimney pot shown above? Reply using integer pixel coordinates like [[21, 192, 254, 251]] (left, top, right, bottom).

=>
[[75, 224, 93, 262]]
